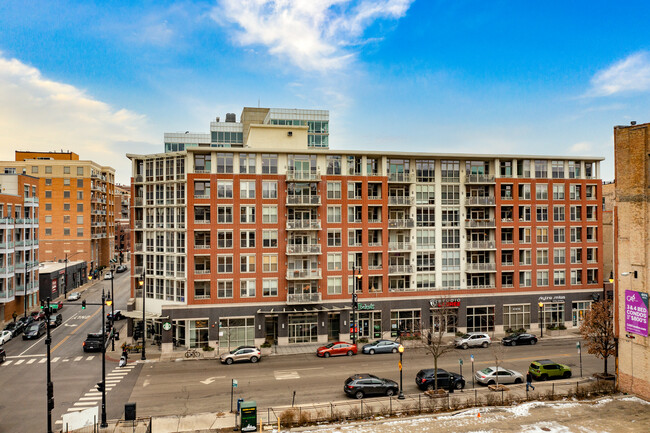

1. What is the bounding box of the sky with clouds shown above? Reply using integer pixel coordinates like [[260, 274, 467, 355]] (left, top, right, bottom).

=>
[[1, 0, 650, 183]]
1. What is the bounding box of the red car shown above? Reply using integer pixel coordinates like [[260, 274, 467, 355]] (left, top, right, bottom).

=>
[[317, 341, 357, 358]]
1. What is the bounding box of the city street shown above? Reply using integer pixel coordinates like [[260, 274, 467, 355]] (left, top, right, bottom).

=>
[[0, 270, 136, 433]]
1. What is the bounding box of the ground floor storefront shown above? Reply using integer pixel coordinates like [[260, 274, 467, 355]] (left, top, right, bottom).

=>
[[129, 289, 602, 350]]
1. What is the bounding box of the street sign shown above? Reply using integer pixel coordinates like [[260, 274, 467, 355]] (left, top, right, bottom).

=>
[[576, 342, 581, 348], [398, 361, 402, 371], [232, 379, 238, 388], [459, 358, 463, 366], [470, 354, 474, 362]]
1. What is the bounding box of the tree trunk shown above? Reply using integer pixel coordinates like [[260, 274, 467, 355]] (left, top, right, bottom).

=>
[[604, 355, 608, 375], [434, 356, 438, 390]]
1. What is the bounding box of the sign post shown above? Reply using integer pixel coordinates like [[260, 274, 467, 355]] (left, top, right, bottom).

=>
[[459, 358, 464, 392], [577, 342, 582, 377], [230, 379, 238, 413], [470, 354, 475, 388]]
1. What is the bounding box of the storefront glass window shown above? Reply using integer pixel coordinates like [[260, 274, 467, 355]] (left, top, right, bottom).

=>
[[219, 317, 255, 349], [572, 301, 591, 327], [541, 302, 565, 328], [390, 310, 421, 337], [503, 304, 531, 332], [288, 314, 318, 343], [189, 319, 209, 348], [467, 306, 495, 332], [358, 311, 382, 339]]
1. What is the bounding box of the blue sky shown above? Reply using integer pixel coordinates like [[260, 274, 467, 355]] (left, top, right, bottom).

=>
[[1, 0, 649, 184]]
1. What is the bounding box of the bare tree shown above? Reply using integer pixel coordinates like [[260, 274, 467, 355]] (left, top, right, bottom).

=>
[[490, 342, 507, 387], [418, 297, 457, 390], [579, 299, 615, 375]]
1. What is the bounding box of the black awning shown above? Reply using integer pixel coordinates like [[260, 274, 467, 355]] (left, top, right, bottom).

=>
[[257, 305, 351, 314]]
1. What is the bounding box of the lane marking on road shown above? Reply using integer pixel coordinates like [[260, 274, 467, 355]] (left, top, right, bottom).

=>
[[39, 358, 47, 363], [55, 420, 62, 424], [18, 311, 90, 356], [6, 354, 46, 358], [26, 358, 36, 364], [74, 402, 98, 406], [274, 370, 300, 380], [14, 359, 24, 365], [50, 307, 102, 354], [74, 356, 83, 362], [1, 360, 12, 366], [62, 359, 69, 362], [86, 356, 95, 361]]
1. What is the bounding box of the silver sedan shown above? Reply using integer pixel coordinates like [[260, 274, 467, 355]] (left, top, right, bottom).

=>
[[475, 366, 524, 386]]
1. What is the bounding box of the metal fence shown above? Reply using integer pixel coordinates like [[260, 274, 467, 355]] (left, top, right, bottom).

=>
[[61, 418, 151, 433]]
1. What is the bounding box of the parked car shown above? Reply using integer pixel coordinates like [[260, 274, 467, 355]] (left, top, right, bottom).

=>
[[219, 346, 261, 365], [317, 341, 357, 358], [83, 333, 105, 352], [501, 333, 537, 346], [0, 329, 13, 344], [107, 310, 125, 321], [344, 373, 399, 399], [0, 347, 6, 363], [475, 367, 524, 386], [104, 271, 113, 280], [3, 321, 25, 338], [415, 368, 465, 391], [68, 292, 81, 301], [23, 321, 46, 340], [115, 265, 128, 273], [30, 311, 46, 321], [17, 316, 34, 327], [361, 339, 401, 355], [529, 360, 572, 381], [48, 313, 63, 328], [454, 333, 491, 349]]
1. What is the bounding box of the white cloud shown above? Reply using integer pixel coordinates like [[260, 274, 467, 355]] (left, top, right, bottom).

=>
[[0, 53, 157, 183], [589, 51, 650, 96], [212, 0, 413, 71], [569, 141, 593, 153]]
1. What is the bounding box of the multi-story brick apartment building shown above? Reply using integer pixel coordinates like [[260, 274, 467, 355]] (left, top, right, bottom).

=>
[[128, 107, 604, 352], [1, 152, 115, 270], [613, 121, 650, 400], [0, 173, 39, 323], [115, 184, 131, 258]]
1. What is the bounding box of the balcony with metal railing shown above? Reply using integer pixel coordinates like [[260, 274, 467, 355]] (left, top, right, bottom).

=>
[[286, 169, 321, 182], [466, 263, 497, 272], [286, 244, 322, 255], [0, 217, 14, 225], [367, 264, 383, 271], [466, 174, 495, 184], [25, 196, 39, 205], [467, 283, 496, 289], [388, 218, 415, 229], [286, 195, 321, 206], [286, 219, 321, 230], [0, 288, 15, 302], [388, 242, 413, 251], [0, 241, 15, 251], [388, 265, 414, 274], [465, 196, 496, 206], [194, 244, 211, 250], [388, 196, 415, 206], [0, 266, 15, 277], [286, 292, 322, 304], [15, 284, 25, 296], [465, 219, 496, 228], [465, 241, 496, 250], [387, 172, 413, 183], [286, 268, 322, 280]]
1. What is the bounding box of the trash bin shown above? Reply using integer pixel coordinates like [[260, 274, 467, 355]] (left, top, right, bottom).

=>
[[240, 401, 257, 432]]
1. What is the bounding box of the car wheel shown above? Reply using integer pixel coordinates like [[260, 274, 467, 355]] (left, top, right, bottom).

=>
[[514, 378, 523, 384], [487, 380, 495, 386], [355, 391, 364, 399], [511, 341, 517, 346], [386, 388, 395, 397], [482, 341, 489, 348], [462, 343, 469, 350], [250, 356, 258, 363], [369, 349, 375, 355], [226, 358, 233, 365], [563, 371, 571, 379], [455, 381, 464, 390], [347, 350, 354, 356], [530, 339, 537, 345], [540, 374, 548, 381], [426, 384, 435, 392], [324, 352, 330, 358], [392, 347, 398, 353]]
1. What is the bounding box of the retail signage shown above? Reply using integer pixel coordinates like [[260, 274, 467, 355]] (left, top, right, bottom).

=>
[[358, 303, 375, 310], [51, 279, 58, 295], [538, 295, 565, 302], [625, 290, 649, 336], [429, 298, 461, 308]]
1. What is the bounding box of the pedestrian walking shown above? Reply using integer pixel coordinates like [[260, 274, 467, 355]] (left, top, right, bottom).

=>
[[526, 371, 535, 391], [12, 311, 17, 322]]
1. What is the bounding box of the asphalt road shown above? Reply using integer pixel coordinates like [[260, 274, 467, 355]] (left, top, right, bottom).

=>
[[0, 269, 136, 433], [128, 337, 602, 417]]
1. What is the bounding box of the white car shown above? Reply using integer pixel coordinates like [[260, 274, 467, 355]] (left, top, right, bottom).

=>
[[454, 333, 491, 349], [475, 366, 524, 386], [104, 272, 113, 280], [68, 292, 81, 301], [0, 330, 13, 345]]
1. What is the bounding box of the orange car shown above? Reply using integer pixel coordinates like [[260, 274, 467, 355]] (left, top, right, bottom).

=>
[[317, 341, 357, 358]]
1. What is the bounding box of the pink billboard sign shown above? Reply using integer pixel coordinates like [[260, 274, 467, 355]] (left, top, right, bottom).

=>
[[625, 290, 649, 336]]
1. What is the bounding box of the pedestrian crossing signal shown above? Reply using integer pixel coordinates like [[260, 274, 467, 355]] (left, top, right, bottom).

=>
[[96, 382, 104, 392]]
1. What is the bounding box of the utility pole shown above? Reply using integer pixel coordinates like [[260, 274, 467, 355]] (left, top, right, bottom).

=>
[[110, 265, 115, 351], [100, 289, 108, 428], [43, 297, 54, 433]]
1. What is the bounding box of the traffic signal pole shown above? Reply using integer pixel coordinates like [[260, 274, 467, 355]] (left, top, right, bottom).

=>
[[100, 289, 108, 428], [43, 298, 54, 433]]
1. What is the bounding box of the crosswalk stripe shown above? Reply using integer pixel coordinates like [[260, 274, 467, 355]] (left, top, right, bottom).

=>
[[15, 360, 24, 365], [39, 358, 47, 363], [67, 408, 85, 412], [55, 420, 62, 424], [86, 356, 95, 361], [79, 397, 102, 401], [74, 402, 98, 406], [52, 357, 60, 363], [2, 360, 12, 366], [62, 359, 69, 362], [27, 359, 36, 364], [74, 356, 83, 362]]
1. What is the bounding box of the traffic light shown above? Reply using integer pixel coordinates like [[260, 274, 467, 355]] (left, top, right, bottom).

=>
[[96, 382, 104, 392], [352, 293, 358, 309], [81, 300, 86, 309]]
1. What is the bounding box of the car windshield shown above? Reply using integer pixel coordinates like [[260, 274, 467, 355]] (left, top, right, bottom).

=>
[[480, 368, 494, 374], [460, 334, 471, 339], [27, 324, 40, 332], [509, 333, 521, 338], [5, 323, 16, 330], [324, 343, 334, 348]]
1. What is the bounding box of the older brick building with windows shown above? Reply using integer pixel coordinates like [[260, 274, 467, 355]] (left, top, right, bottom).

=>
[[128, 107, 604, 352]]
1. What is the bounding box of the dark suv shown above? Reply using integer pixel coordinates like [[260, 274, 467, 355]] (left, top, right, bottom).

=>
[[83, 333, 105, 352], [415, 368, 465, 391], [344, 373, 398, 399]]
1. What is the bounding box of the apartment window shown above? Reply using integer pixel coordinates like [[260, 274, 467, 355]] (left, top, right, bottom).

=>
[[570, 227, 582, 242], [536, 249, 548, 265], [553, 205, 565, 222], [263, 279, 278, 297], [568, 161, 581, 179], [328, 230, 342, 247], [586, 185, 597, 200], [536, 206, 548, 222], [217, 206, 233, 223], [519, 227, 531, 243], [77, 203, 83, 212], [520, 271, 532, 287], [570, 247, 582, 264], [45, 203, 52, 211], [441, 160, 460, 182], [554, 270, 566, 286], [570, 205, 582, 221], [416, 185, 435, 205], [263, 255, 278, 272], [240, 230, 255, 248], [240, 206, 255, 223], [77, 215, 83, 224], [534, 160, 547, 178], [328, 253, 342, 271], [536, 184, 548, 200], [240, 280, 256, 298], [441, 273, 461, 289], [552, 184, 565, 200], [31, 166, 38, 174], [194, 181, 210, 197], [194, 281, 211, 299], [586, 227, 597, 242], [76, 191, 85, 200], [416, 207, 435, 227], [441, 208, 460, 227], [571, 269, 583, 285], [77, 179, 83, 188], [553, 227, 565, 243], [416, 252, 435, 272], [441, 251, 460, 271], [519, 249, 532, 265], [77, 166, 84, 176], [327, 182, 341, 199], [194, 206, 211, 223], [416, 273, 436, 289], [45, 178, 52, 186], [239, 153, 256, 174], [585, 162, 594, 179], [64, 228, 70, 236], [554, 248, 566, 264], [440, 185, 459, 204], [262, 230, 278, 248], [537, 270, 549, 286], [240, 181, 255, 199], [416, 160, 435, 182], [261, 154, 278, 174], [45, 228, 52, 236], [500, 161, 513, 177], [441, 229, 460, 248], [44, 215, 52, 223], [77, 228, 83, 237], [327, 277, 342, 295], [194, 154, 211, 172], [262, 181, 277, 199], [519, 205, 531, 221], [551, 161, 564, 179], [45, 191, 52, 199], [217, 280, 233, 298], [217, 256, 233, 273], [327, 206, 341, 223], [466, 306, 494, 332], [240, 254, 256, 273], [570, 184, 582, 200], [45, 166, 52, 174], [536, 227, 548, 243], [501, 184, 513, 199], [519, 184, 531, 200], [63, 178, 71, 186], [416, 229, 435, 249], [217, 180, 233, 199], [262, 206, 277, 223], [587, 269, 598, 284], [216, 153, 234, 174], [326, 155, 342, 175], [217, 231, 233, 249]]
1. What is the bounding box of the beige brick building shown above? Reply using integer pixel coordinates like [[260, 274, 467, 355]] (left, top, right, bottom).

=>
[[1, 152, 115, 270], [613, 122, 650, 400]]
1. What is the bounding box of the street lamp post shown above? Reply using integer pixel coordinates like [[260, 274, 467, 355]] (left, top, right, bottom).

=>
[[398, 344, 405, 400], [100, 289, 108, 428], [110, 265, 115, 351], [42, 297, 54, 433], [351, 266, 362, 345], [538, 302, 544, 338], [139, 274, 146, 360]]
